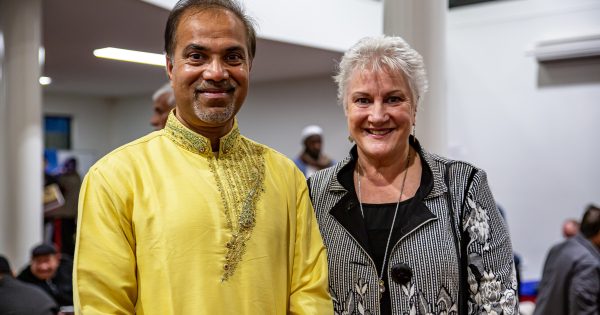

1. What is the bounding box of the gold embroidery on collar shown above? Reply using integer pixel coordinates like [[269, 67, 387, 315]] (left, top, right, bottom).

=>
[[163, 112, 240, 158], [209, 138, 265, 281], [163, 112, 266, 281]]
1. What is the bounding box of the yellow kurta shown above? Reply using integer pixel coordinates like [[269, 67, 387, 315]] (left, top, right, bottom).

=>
[[74, 114, 332, 314]]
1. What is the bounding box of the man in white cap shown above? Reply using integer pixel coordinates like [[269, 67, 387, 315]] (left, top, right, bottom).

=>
[[294, 125, 334, 177]]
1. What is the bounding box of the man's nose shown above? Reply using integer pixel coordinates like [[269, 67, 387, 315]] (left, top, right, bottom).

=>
[[203, 59, 229, 82]]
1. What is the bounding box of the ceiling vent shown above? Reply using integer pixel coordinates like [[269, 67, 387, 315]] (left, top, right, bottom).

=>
[[529, 33, 600, 62]]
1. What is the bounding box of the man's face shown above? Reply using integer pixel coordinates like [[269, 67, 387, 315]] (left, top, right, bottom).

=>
[[31, 254, 60, 280], [167, 8, 250, 133], [304, 135, 322, 159], [150, 93, 173, 130]]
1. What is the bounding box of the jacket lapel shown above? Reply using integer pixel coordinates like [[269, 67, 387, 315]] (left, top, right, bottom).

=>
[[327, 140, 441, 253], [328, 149, 372, 253]]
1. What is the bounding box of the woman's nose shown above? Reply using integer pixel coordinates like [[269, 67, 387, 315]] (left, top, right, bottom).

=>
[[368, 102, 388, 123]]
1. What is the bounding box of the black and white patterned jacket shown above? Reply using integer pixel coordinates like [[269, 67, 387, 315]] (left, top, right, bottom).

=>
[[308, 138, 518, 315]]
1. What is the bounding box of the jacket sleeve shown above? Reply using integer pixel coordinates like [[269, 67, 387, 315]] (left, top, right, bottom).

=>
[[463, 169, 519, 314], [288, 168, 333, 315], [73, 166, 137, 315], [569, 259, 600, 315]]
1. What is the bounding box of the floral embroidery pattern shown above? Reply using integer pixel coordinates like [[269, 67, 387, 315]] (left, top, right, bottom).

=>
[[464, 196, 518, 315], [464, 197, 490, 251], [401, 283, 458, 315], [332, 279, 372, 315]]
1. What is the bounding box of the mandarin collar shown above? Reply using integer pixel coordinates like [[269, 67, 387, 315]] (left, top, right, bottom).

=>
[[163, 111, 240, 158]]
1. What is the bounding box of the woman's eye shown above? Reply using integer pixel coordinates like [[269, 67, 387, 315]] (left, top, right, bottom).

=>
[[387, 96, 404, 103], [355, 98, 370, 105]]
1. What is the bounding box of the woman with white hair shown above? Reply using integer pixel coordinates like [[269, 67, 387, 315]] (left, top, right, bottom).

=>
[[308, 36, 518, 314]]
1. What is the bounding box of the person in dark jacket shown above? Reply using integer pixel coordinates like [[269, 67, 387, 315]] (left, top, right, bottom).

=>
[[534, 205, 600, 315], [17, 243, 73, 308], [0, 254, 58, 315]]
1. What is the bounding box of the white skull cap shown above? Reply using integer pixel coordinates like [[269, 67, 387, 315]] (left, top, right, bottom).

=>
[[301, 125, 323, 140]]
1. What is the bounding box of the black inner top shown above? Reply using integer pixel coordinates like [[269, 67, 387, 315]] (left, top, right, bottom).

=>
[[361, 200, 413, 315]]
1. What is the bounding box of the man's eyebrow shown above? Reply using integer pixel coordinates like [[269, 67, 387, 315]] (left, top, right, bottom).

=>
[[183, 44, 208, 53], [225, 45, 245, 53], [182, 44, 246, 54]]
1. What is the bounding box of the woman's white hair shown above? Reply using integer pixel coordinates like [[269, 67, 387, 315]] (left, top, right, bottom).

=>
[[333, 35, 428, 111]]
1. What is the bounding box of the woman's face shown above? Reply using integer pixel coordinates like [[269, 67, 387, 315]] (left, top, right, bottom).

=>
[[345, 68, 415, 161]]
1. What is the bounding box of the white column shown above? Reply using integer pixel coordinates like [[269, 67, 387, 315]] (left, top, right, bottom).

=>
[[383, 0, 448, 155], [0, 0, 44, 269]]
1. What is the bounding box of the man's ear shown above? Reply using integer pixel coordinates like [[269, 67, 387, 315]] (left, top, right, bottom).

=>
[[166, 55, 174, 81]]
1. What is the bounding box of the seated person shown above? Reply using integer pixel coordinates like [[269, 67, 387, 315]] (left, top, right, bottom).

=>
[[17, 243, 73, 307], [0, 254, 58, 315]]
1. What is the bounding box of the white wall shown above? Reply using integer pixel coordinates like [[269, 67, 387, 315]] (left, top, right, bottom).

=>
[[240, 75, 351, 161], [44, 92, 155, 175], [44, 92, 114, 162], [0, 12, 8, 262], [447, 0, 600, 281], [140, 0, 382, 52], [109, 94, 155, 149]]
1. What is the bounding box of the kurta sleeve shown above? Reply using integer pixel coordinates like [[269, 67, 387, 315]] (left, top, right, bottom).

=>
[[463, 169, 519, 314], [74, 165, 137, 315], [289, 169, 333, 315], [569, 259, 600, 315]]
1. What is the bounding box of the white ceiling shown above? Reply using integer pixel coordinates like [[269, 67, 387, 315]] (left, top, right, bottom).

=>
[[42, 0, 343, 97]]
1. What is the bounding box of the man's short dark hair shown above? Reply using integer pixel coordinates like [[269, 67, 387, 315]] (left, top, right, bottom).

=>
[[580, 204, 600, 238], [164, 0, 257, 62], [31, 243, 57, 258]]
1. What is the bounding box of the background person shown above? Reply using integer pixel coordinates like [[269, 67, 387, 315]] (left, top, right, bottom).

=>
[[562, 218, 580, 238], [17, 243, 73, 308], [294, 124, 334, 177], [73, 0, 332, 314], [150, 82, 176, 129], [46, 157, 81, 256], [308, 35, 518, 315], [0, 255, 58, 315], [533, 204, 600, 315]]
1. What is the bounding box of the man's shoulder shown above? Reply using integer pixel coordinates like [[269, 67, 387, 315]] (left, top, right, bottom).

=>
[[4, 276, 45, 293], [547, 236, 597, 264], [241, 136, 298, 171], [16, 266, 37, 283], [0, 277, 58, 312], [89, 132, 165, 172]]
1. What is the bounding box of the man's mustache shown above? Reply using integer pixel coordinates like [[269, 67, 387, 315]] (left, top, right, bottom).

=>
[[195, 81, 236, 92]]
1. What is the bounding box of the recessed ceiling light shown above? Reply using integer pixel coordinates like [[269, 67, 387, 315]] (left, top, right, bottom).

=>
[[93, 47, 165, 67], [39, 76, 52, 85]]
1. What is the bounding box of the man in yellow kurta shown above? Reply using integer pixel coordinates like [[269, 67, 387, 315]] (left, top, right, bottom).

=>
[[73, 0, 332, 314]]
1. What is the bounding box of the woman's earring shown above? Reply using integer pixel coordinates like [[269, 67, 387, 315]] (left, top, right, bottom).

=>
[[348, 136, 354, 143], [412, 125, 416, 140]]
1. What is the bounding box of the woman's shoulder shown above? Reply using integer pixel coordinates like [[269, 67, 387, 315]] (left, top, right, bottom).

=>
[[309, 156, 351, 186], [420, 149, 483, 175]]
